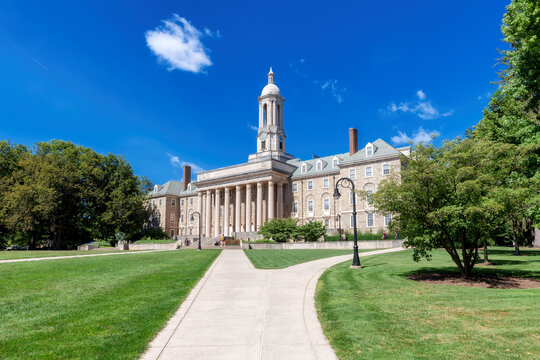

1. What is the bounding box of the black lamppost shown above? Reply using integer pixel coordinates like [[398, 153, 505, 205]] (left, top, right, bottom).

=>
[[191, 212, 202, 251], [333, 177, 361, 267]]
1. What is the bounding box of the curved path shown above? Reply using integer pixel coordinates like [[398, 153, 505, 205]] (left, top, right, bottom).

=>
[[142, 247, 403, 360]]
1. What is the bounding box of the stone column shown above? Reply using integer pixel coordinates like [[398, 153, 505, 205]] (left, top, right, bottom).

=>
[[256, 182, 263, 230], [245, 184, 252, 232], [272, 100, 276, 126], [277, 182, 284, 218], [214, 188, 220, 237], [197, 192, 202, 235], [205, 190, 211, 237], [224, 188, 230, 236], [235, 185, 241, 233], [268, 180, 275, 220]]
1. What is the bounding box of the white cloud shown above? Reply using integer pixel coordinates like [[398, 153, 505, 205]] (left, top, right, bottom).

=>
[[391, 127, 440, 145], [387, 91, 453, 120], [166, 153, 205, 174], [321, 79, 347, 103], [203, 28, 222, 38], [247, 123, 258, 131], [145, 14, 214, 73]]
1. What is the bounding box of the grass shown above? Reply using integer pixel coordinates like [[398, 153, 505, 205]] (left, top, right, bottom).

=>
[[243, 249, 373, 269], [0, 249, 141, 260], [0, 249, 221, 359], [316, 247, 540, 360]]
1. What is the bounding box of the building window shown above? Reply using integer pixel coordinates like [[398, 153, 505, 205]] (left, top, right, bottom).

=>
[[181, 214, 184, 223], [367, 213, 374, 227], [365, 166, 373, 177], [366, 190, 373, 205], [316, 160, 322, 171], [171, 199, 176, 206], [159, 199, 162, 206], [350, 215, 355, 228], [154, 185, 159, 193], [292, 183, 298, 192], [301, 163, 307, 174], [383, 164, 390, 175], [292, 201, 298, 213], [187, 183, 192, 191], [323, 198, 330, 212], [189, 229, 192, 235], [220, 207, 223, 218], [152, 200, 155, 206], [261, 140, 266, 150], [332, 157, 339, 168], [279, 135, 283, 150], [170, 229, 175, 236], [181, 199, 184, 206], [349, 191, 356, 205], [349, 168, 356, 180], [190, 198, 193, 205], [324, 219, 329, 228], [323, 178, 329, 188], [366, 145, 373, 156], [307, 200, 314, 213], [307, 180, 313, 190], [385, 213, 392, 226], [263, 104, 267, 126], [170, 214, 175, 223]]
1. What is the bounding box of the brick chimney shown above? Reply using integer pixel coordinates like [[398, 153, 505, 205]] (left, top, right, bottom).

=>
[[182, 165, 191, 191], [349, 128, 358, 155]]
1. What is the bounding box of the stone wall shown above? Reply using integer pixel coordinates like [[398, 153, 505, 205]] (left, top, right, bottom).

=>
[[127, 242, 180, 251], [242, 239, 404, 250]]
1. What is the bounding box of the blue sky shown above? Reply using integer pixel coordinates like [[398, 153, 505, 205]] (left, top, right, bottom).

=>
[[0, 0, 509, 185]]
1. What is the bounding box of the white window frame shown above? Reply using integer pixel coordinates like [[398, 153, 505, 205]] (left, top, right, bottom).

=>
[[367, 213, 374, 227], [301, 163, 307, 174], [332, 157, 339, 168], [382, 163, 390, 175], [323, 198, 330, 213], [307, 199, 314, 213], [187, 183, 192, 191], [170, 213, 175, 223], [323, 178, 329, 189], [316, 160, 322, 171], [307, 180, 313, 190], [366, 189, 373, 205], [324, 219, 329, 228], [292, 182, 298, 192], [349, 168, 356, 180], [366, 145, 373, 156], [385, 213, 392, 226], [365, 166, 373, 178], [350, 214, 355, 229], [292, 201, 298, 213], [349, 191, 356, 206]]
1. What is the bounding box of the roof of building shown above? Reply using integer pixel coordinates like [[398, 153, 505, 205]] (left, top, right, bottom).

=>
[[261, 83, 281, 97], [287, 139, 409, 178], [148, 180, 199, 198]]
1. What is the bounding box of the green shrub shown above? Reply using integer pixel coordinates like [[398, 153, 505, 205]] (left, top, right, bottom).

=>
[[258, 218, 297, 242], [342, 231, 397, 241], [248, 239, 277, 244], [95, 240, 113, 247], [142, 227, 169, 240], [295, 222, 327, 242]]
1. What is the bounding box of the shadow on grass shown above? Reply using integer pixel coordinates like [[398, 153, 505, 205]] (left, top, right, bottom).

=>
[[485, 248, 540, 256], [400, 266, 540, 281]]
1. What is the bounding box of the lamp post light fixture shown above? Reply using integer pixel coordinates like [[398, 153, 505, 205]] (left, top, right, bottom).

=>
[[333, 177, 361, 267], [191, 211, 202, 251]]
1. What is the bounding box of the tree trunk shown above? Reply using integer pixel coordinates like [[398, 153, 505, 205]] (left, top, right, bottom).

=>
[[514, 241, 521, 256], [483, 243, 489, 263]]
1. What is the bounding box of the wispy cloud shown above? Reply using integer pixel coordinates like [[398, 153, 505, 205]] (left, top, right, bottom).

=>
[[477, 92, 493, 101], [247, 123, 258, 131], [321, 79, 347, 103], [387, 90, 453, 120], [1, 35, 48, 71], [203, 28, 222, 38], [167, 152, 205, 174], [391, 127, 440, 145], [145, 14, 215, 73]]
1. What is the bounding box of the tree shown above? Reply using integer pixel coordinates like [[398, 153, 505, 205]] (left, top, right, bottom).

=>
[[258, 218, 297, 242], [371, 140, 504, 277], [295, 221, 327, 242]]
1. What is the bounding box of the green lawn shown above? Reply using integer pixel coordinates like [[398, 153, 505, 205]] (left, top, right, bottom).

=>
[[0, 249, 141, 260], [316, 247, 540, 360], [243, 249, 374, 269], [0, 249, 221, 360]]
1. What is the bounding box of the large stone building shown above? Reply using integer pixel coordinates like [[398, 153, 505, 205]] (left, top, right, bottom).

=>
[[148, 69, 409, 239]]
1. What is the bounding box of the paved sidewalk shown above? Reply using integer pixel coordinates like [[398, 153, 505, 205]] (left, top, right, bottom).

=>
[[0, 250, 168, 264], [142, 247, 404, 360]]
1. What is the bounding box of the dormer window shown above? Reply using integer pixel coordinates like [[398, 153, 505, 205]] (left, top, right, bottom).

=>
[[332, 157, 339, 168], [187, 183, 192, 191], [154, 185, 158, 193], [366, 143, 374, 156], [316, 160, 322, 171], [301, 163, 307, 174]]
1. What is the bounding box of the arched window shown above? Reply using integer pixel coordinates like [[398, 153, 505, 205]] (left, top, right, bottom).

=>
[[316, 160, 322, 171], [301, 163, 307, 174], [187, 183, 192, 191], [279, 135, 284, 150], [332, 157, 339, 168], [276, 104, 280, 126], [263, 104, 267, 126], [260, 133, 267, 151]]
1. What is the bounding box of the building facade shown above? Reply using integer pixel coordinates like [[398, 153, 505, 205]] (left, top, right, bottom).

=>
[[148, 69, 409, 239]]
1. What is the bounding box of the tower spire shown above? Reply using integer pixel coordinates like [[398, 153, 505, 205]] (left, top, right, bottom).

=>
[[268, 67, 274, 84]]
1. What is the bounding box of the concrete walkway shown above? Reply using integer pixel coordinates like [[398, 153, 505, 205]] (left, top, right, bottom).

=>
[[142, 247, 404, 360], [0, 249, 168, 264]]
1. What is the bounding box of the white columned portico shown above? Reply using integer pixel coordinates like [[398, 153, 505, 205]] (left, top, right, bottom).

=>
[[277, 182, 283, 218], [224, 187, 230, 236], [256, 182, 263, 230], [245, 184, 252, 232], [235, 185, 241, 233], [205, 190, 211, 236], [268, 180, 275, 220], [214, 188, 221, 237]]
